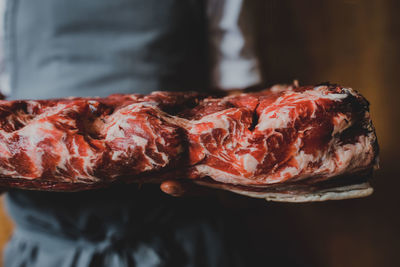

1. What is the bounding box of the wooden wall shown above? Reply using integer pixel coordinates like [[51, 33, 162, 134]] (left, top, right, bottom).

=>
[[242, 1, 400, 266], [245, 0, 399, 155]]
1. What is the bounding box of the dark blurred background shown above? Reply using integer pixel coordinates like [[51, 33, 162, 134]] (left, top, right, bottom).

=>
[[1, 0, 399, 266], [241, 0, 399, 266]]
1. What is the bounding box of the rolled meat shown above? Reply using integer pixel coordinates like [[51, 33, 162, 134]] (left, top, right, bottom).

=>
[[0, 83, 379, 202]]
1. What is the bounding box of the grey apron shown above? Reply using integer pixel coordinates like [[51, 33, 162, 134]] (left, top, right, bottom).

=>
[[3, 0, 250, 266], [6, 0, 210, 99]]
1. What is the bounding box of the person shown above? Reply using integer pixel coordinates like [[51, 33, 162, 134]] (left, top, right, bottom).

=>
[[0, 0, 262, 266]]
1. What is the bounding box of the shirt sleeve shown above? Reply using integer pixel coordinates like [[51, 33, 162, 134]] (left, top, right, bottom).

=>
[[207, 0, 262, 90], [0, 0, 10, 97]]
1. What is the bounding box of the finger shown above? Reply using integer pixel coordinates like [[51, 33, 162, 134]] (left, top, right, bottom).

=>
[[160, 180, 186, 197], [160, 180, 216, 197], [226, 89, 243, 96]]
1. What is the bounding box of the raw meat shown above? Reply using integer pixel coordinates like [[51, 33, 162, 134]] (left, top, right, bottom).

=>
[[0, 84, 379, 202]]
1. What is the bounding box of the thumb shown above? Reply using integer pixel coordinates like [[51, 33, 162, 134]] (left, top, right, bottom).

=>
[[160, 180, 215, 197]]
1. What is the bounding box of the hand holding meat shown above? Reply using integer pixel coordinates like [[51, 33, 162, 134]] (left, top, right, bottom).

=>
[[0, 84, 378, 202]]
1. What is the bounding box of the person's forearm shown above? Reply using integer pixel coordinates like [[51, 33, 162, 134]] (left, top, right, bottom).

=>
[[207, 0, 262, 90]]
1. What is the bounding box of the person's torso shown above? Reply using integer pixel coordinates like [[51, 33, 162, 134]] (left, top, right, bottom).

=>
[[5, 0, 213, 236], [6, 0, 210, 99]]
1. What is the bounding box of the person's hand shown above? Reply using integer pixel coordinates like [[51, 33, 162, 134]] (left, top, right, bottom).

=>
[[160, 180, 252, 211], [211, 83, 266, 97], [226, 89, 243, 96], [160, 180, 215, 197]]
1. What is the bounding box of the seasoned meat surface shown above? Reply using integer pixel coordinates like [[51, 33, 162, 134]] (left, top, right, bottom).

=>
[[0, 84, 378, 201]]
